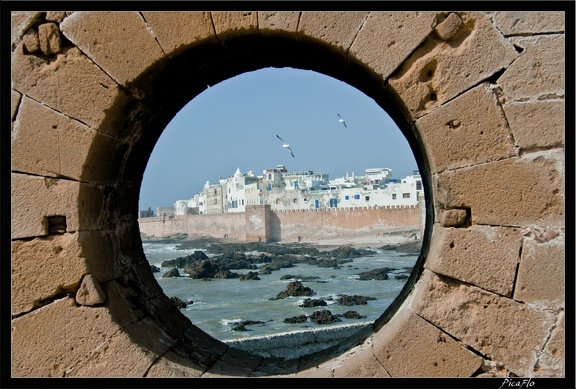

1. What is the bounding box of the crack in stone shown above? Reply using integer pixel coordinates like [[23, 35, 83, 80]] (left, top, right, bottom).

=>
[[138, 12, 166, 56]]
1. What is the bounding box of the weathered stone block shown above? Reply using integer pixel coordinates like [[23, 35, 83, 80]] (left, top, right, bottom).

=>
[[494, 11, 565, 35], [535, 311, 565, 377], [11, 173, 106, 239], [11, 96, 126, 182], [11, 233, 88, 315], [22, 27, 39, 53], [299, 11, 368, 51], [142, 12, 216, 56], [38, 22, 61, 55], [410, 270, 555, 376], [11, 96, 60, 177], [435, 12, 464, 41], [349, 11, 436, 80], [372, 307, 482, 377], [416, 84, 516, 173], [66, 318, 174, 377], [76, 274, 106, 306], [102, 280, 145, 328], [389, 12, 517, 119], [258, 12, 300, 35], [434, 150, 564, 227], [11, 297, 122, 377], [11, 11, 43, 49], [503, 100, 565, 150], [515, 234, 564, 304], [426, 225, 523, 296], [211, 11, 258, 37], [76, 230, 118, 283], [497, 35, 565, 101], [11, 89, 21, 120], [146, 351, 204, 377], [333, 340, 391, 378], [45, 12, 67, 23], [60, 12, 165, 86], [11, 45, 134, 136], [440, 209, 468, 227]]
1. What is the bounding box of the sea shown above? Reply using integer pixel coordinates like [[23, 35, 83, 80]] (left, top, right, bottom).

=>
[[143, 240, 418, 342]]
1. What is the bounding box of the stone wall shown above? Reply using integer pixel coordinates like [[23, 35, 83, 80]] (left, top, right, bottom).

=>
[[10, 9, 567, 380], [138, 205, 421, 242], [273, 205, 420, 242]]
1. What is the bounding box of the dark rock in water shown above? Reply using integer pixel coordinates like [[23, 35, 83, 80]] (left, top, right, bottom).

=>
[[184, 259, 239, 279], [161, 250, 209, 268], [232, 320, 265, 331], [170, 296, 193, 309], [280, 274, 321, 281], [275, 281, 315, 299], [284, 315, 308, 324], [162, 267, 181, 278], [339, 310, 367, 319], [239, 271, 260, 281], [299, 298, 327, 308], [184, 260, 219, 278], [336, 294, 377, 306], [216, 251, 258, 270], [310, 310, 342, 324], [357, 267, 396, 280], [259, 259, 296, 275], [213, 269, 240, 279], [321, 245, 376, 259], [395, 274, 409, 280], [150, 265, 161, 273], [308, 258, 352, 269]]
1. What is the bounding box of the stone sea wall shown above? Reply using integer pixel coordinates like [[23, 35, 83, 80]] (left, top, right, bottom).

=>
[[138, 205, 422, 243]]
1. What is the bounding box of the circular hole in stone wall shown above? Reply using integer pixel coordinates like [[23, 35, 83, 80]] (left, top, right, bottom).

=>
[[137, 67, 426, 359]]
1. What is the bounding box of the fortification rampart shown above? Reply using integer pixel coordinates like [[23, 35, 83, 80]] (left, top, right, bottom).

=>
[[138, 205, 421, 242], [10, 9, 567, 381]]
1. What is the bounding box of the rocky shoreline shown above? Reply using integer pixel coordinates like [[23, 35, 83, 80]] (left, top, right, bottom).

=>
[[146, 234, 421, 332]]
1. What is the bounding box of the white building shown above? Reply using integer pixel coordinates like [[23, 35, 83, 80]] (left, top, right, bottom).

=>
[[224, 167, 259, 213], [174, 166, 423, 214]]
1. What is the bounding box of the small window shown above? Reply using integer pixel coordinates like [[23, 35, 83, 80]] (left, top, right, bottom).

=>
[[293, 198, 298, 203], [392, 194, 396, 200], [365, 196, 370, 201], [354, 194, 360, 200], [416, 181, 422, 191], [403, 193, 410, 198], [345, 195, 349, 200]]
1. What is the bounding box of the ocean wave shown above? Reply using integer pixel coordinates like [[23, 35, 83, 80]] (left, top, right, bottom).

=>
[[220, 318, 242, 326]]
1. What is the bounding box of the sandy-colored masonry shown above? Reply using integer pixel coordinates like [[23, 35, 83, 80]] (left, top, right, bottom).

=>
[[11, 11, 565, 378]]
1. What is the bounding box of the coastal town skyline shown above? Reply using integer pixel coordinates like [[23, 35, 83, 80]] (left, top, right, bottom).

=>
[[139, 67, 419, 210]]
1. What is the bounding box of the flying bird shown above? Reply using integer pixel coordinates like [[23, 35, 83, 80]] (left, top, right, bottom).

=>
[[337, 114, 347, 128], [276, 134, 295, 158]]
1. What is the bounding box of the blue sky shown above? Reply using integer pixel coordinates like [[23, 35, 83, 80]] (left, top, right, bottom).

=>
[[139, 67, 418, 210]]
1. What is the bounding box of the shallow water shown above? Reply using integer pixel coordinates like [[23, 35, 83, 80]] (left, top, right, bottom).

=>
[[143, 241, 418, 341]]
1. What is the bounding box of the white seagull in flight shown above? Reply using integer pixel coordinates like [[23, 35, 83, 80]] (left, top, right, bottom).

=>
[[276, 134, 295, 158], [337, 113, 347, 128]]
